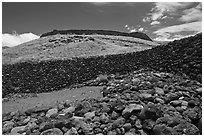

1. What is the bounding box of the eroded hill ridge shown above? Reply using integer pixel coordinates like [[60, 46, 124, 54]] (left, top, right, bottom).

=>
[[40, 29, 153, 42]]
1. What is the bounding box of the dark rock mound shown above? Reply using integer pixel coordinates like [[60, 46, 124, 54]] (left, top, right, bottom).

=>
[[40, 29, 153, 41]]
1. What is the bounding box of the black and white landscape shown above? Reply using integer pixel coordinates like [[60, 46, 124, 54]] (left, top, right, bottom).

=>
[[2, 2, 202, 135]]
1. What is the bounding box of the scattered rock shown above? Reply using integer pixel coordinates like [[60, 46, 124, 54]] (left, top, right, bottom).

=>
[[84, 111, 95, 120], [123, 123, 132, 131], [173, 122, 200, 135], [46, 108, 58, 118], [63, 106, 75, 114], [153, 124, 176, 135], [112, 117, 126, 129], [122, 104, 143, 118], [100, 113, 110, 124], [64, 127, 78, 135], [10, 126, 26, 135], [40, 128, 63, 135]]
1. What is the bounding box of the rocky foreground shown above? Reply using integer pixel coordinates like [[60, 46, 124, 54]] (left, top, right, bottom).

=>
[[2, 68, 202, 135]]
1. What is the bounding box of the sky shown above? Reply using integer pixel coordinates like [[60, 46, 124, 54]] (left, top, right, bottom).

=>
[[2, 2, 202, 47]]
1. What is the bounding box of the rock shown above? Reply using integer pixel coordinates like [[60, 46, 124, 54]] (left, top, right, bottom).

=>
[[84, 111, 95, 120], [10, 126, 27, 135], [40, 128, 63, 135], [64, 127, 78, 135], [39, 121, 53, 132], [120, 127, 125, 135], [81, 122, 93, 134], [122, 104, 143, 118], [123, 123, 132, 131], [135, 119, 142, 129], [188, 100, 199, 107], [138, 129, 148, 135], [181, 100, 188, 106], [197, 117, 202, 133], [111, 111, 118, 120], [170, 100, 182, 107], [139, 93, 154, 101], [139, 103, 162, 120], [142, 119, 156, 131], [107, 130, 117, 135], [22, 116, 31, 125], [173, 122, 200, 135], [94, 128, 102, 134], [165, 93, 180, 103], [153, 124, 176, 135], [2, 121, 15, 133], [100, 102, 110, 113], [63, 106, 75, 114], [156, 115, 185, 127], [100, 113, 110, 124], [154, 87, 164, 95], [57, 103, 65, 111], [183, 107, 201, 122], [195, 88, 202, 95], [26, 120, 39, 131], [25, 106, 50, 115], [112, 117, 126, 129], [45, 108, 58, 118], [154, 97, 165, 104]]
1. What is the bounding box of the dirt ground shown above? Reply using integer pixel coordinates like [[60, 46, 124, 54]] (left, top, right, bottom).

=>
[[2, 86, 104, 114]]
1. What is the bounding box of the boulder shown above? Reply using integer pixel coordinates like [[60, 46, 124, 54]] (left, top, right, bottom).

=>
[[100, 113, 110, 124], [84, 111, 95, 120], [62, 106, 75, 114], [40, 128, 63, 135], [64, 127, 78, 135], [139, 103, 162, 120], [152, 124, 176, 135], [112, 117, 126, 129], [46, 108, 58, 118], [39, 121, 54, 132], [122, 104, 143, 118], [173, 122, 200, 135], [10, 126, 27, 135]]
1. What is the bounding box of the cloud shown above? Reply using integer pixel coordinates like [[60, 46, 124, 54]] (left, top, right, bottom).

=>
[[150, 21, 160, 25], [143, 2, 196, 25], [179, 3, 202, 23], [153, 21, 201, 41], [2, 32, 39, 47], [124, 25, 145, 32], [138, 28, 144, 32]]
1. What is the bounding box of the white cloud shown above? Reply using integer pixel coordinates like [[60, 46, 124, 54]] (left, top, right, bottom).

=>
[[153, 21, 201, 41], [143, 2, 195, 25], [149, 2, 191, 21], [150, 21, 160, 25], [179, 3, 202, 22], [2, 32, 39, 47], [138, 28, 144, 32], [124, 25, 145, 33]]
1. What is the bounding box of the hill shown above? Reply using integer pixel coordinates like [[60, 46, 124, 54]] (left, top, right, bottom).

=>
[[2, 34, 158, 64], [2, 33, 201, 97], [40, 29, 153, 41], [2, 33, 202, 135]]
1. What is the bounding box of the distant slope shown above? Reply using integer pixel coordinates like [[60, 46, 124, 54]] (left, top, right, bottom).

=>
[[40, 29, 153, 41], [2, 34, 159, 64]]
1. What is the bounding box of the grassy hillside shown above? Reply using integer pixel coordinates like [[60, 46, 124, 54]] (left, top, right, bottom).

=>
[[2, 34, 158, 64]]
